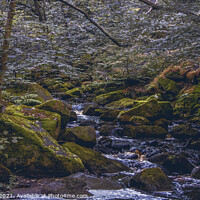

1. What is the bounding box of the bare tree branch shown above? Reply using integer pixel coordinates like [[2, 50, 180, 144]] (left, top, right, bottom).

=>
[[138, 0, 199, 18], [58, 0, 126, 47]]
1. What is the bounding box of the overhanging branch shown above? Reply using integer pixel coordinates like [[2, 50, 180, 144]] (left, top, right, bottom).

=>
[[58, 0, 126, 47]]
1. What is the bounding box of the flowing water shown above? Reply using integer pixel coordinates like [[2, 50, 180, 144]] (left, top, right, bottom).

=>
[[69, 103, 200, 200]]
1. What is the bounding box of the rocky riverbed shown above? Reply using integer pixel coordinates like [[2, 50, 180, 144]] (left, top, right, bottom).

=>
[[0, 60, 200, 200]]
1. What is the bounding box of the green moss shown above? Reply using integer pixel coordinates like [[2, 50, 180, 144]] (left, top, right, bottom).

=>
[[0, 108, 84, 177], [62, 88, 82, 99], [5, 105, 61, 139], [129, 116, 150, 125], [123, 125, 167, 138], [62, 142, 128, 175], [158, 78, 180, 95], [174, 85, 200, 117], [36, 99, 71, 129], [118, 100, 173, 122], [93, 90, 126, 105], [105, 98, 135, 109], [138, 167, 171, 191]]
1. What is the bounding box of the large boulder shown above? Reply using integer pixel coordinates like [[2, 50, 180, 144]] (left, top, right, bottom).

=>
[[62, 142, 129, 175], [0, 106, 84, 177], [149, 153, 194, 175], [123, 125, 167, 138], [174, 84, 200, 117], [118, 100, 173, 122], [36, 99, 73, 129], [3, 83, 53, 106], [5, 105, 61, 140], [93, 90, 127, 105], [129, 167, 172, 191], [59, 126, 96, 148]]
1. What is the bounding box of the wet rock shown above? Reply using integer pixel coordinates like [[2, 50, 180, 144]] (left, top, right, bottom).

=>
[[182, 184, 200, 200], [149, 153, 193, 175], [118, 100, 173, 122], [93, 90, 127, 105], [171, 124, 199, 139], [62, 142, 129, 175], [100, 109, 120, 121], [129, 167, 172, 191], [41, 176, 92, 197], [0, 164, 11, 183], [83, 103, 99, 115], [69, 110, 77, 121], [95, 137, 114, 154], [68, 172, 122, 190], [191, 166, 200, 179], [59, 126, 96, 148], [36, 99, 72, 129], [62, 88, 82, 99], [99, 125, 117, 136], [123, 125, 167, 138], [79, 120, 96, 127], [0, 106, 84, 177]]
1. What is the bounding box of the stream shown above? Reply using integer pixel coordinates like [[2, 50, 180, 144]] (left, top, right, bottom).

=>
[[69, 103, 200, 200]]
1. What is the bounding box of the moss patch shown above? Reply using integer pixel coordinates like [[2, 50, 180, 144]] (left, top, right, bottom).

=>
[[0, 108, 84, 177]]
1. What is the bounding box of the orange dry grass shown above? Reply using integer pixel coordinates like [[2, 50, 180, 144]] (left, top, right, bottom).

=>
[[186, 68, 200, 81]]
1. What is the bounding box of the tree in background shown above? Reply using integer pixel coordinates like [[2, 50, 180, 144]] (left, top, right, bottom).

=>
[[0, 0, 16, 111]]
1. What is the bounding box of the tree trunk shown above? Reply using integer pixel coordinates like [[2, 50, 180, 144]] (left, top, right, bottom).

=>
[[0, 0, 16, 110]]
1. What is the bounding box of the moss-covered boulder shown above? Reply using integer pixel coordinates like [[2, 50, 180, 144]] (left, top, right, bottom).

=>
[[123, 125, 167, 138], [62, 88, 82, 100], [0, 108, 84, 177], [62, 142, 128, 175], [158, 77, 180, 95], [174, 84, 200, 117], [105, 98, 135, 109], [118, 100, 173, 122], [100, 109, 120, 121], [5, 105, 61, 140], [59, 126, 96, 148], [0, 164, 12, 183], [191, 166, 200, 179], [3, 83, 53, 106], [149, 153, 193, 175], [36, 99, 72, 129], [171, 124, 199, 139], [93, 90, 127, 105], [129, 167, 172, 191], [129, 116, 150, 125]]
